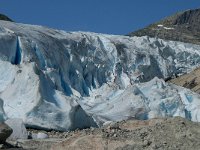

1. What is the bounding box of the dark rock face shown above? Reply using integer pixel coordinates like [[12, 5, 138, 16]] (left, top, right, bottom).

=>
[[173, 9, 200, 28], [128, 8, 200, 45], [0, 14, 13, 22], [0, 123, 13, 143]]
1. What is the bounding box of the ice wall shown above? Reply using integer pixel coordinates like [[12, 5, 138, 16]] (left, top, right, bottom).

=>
[[0, 20, 200, 130]]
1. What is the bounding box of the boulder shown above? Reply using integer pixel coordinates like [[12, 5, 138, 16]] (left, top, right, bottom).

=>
[[5, 118, 27, 140], [0, 123, 12, 143], [28, 132, 48, 139]]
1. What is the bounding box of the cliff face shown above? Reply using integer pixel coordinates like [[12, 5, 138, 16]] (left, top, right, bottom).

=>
[[128, 8, 200, 45]]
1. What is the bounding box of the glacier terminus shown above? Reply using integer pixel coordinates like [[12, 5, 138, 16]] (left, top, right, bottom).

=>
[[0, 20, 200, 131]]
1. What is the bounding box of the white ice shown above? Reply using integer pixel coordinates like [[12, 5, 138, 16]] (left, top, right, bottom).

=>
[[0, 20, 199, 130]]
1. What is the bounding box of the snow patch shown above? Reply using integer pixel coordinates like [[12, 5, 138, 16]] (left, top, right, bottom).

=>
[[157, 24, 163, 27], [163, 27, 174, 30]]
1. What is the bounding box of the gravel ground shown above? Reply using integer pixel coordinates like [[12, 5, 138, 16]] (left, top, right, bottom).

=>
[[3, 117, 200, 150]]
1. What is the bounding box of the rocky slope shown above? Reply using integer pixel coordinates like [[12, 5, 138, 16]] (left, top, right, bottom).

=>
[[128, 8, 200, 45], [1, 20, 200, 131], [169, 67, 200, 93], [0, 14, 13, 22]]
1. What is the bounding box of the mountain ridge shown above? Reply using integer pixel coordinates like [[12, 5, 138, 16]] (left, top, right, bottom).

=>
[[128, 8, 200, 45], [0, 14, 13, 22]]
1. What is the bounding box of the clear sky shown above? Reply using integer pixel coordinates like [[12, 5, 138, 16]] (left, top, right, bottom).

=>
[[1, 0, 200, 35]]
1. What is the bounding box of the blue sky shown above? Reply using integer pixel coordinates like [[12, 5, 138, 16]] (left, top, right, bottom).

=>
[[1, 0, 200, 35]]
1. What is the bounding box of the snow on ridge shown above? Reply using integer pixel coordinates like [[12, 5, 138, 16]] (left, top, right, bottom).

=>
[[0, 21, 200, 130], [163, 27, 174, 30], [157, 24, 174, 30]]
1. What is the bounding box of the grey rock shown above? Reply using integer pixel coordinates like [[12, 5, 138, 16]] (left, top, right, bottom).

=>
[[0, 123, 12, 143]]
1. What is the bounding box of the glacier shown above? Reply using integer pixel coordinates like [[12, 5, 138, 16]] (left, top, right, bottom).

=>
[[80, 77, 200, 126], [0, 20, 200, 130]]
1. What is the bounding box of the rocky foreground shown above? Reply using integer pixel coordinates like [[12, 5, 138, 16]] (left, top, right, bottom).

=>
[[0, 117, 199, 150]]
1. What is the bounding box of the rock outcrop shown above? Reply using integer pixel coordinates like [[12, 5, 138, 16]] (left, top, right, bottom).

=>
[[0, 123, 12, 143], [169, 67, 200, 93], [0, 14, 13, 22]]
